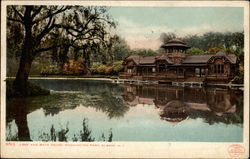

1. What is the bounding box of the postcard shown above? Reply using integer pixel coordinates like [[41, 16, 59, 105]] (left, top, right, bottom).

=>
[[1, 0, 249, 158]]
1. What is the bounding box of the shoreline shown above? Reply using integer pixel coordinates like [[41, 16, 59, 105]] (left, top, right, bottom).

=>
[[6, 76, 114, 81]]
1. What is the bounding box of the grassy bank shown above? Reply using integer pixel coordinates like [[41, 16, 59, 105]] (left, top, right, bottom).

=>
[[6, 79, 50, 98]]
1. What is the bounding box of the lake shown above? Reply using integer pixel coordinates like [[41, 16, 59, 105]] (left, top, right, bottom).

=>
[[6, 79, 243, 142]]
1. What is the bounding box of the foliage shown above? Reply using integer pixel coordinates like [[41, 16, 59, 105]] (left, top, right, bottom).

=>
[[90, 63, 102, 74], [96, 64, 109, 75], [233, 66, 244, 84], [7, 5, 117, 95], [90, 61, 123, 75], [112, 61, 124, 73], [207, 46, 225, 54], [186, 47, 205, 55], [181, 32, 244, 51], [36, 58, 60, 75], [62, 57, 87, 75], [160, 32, 177, 44], [131, 49, 157, 57]]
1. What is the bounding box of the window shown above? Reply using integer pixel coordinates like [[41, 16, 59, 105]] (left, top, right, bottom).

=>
[[214, 64, 224, 74], [159, 64, 165, 72], [127, 69, 132, 73], [152, 67, 156, 73], [195, 68, 200, 77]]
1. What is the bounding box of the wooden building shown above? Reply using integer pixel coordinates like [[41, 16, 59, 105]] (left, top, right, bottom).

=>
[[119, 39, 239, 84]]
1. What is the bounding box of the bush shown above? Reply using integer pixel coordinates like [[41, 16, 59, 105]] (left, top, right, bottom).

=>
[[63, 57, 87, 75], [90, 63, 102, 74], [90, 61, 123, 75], [97, 64, 108, 75], [112, 61, 124, 74]]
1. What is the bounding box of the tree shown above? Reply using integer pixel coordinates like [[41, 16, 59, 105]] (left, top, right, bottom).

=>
[[7, 6, 116, 95], [159, 32, 177, 44], [131, 49, 157, 57], [108, 35, 130, 62], [186, 47, 205, 55]]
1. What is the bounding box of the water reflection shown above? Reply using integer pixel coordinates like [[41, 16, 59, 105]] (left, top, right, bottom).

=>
[[6, 79, 243, 142], [32, 79, 129, 118], [122, 84, 243, 125], [6, 98, 31, 141]]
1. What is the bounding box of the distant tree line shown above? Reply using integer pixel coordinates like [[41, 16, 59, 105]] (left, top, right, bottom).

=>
[[159, 31, 244, 64]]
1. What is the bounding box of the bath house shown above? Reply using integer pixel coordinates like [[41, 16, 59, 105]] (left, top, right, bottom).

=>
[[119, 39, 239, 84]]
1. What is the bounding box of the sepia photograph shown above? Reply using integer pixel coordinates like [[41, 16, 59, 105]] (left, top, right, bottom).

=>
[[1, 0, 249, 158]]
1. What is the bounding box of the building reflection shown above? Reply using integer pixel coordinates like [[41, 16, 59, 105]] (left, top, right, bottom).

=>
[[122, 84, 243, 125]]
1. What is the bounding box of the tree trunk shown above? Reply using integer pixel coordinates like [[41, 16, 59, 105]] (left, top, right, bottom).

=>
[[13, 8, 35, 96], [13, 26, 34, 96], [13, 51, 34, 96]]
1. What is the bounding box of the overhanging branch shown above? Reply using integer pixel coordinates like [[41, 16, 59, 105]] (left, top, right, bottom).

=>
[[34, 45, 60, 54]]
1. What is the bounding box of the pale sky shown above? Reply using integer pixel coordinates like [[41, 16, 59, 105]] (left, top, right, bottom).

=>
[[108, 7, 244, 50]]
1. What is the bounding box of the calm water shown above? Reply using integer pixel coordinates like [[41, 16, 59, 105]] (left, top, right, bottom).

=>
[[6, 79, 243, 142]]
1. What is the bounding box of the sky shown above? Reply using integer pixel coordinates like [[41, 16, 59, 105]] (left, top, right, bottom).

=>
[[108, 7, 244, 50]]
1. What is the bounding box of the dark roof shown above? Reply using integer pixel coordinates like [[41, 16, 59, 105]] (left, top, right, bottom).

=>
[[126, 52, 238, 65], [183, 53, 238, 64], [182, 55, 213, 64], [215, 52, 237, 64], [126, 55, 155, 65], [155, 54, 174, 64], [161, 39, 190, 49]]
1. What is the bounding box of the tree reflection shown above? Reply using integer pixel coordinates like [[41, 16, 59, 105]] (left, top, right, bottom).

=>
[[36, 118, 112, 142], [6, 98, 31, 141], [13, 80, 130, 118], [122, 84, 243, 125]]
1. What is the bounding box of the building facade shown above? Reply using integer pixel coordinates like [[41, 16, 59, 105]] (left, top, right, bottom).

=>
[[119, 39, 239, 84]]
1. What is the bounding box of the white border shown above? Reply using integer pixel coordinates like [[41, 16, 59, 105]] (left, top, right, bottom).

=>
[[1, 1, 249, 158]]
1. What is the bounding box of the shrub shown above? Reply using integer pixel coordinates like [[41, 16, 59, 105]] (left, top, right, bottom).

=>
[[97, 64, 108, 75], [90, 63, 102, 74], [63, 57, 87, 75], [112, 61, 124, 74], [105, 66, 113, 75]]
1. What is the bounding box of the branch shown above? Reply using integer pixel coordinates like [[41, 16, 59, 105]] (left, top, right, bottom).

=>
[[33, 6, 69, 24], [35, 17, 55, 44], [34, 45, 59, 54], [7, 17, 23, 24], [31, 6, 43, 19], [11, 6, 24, 21]]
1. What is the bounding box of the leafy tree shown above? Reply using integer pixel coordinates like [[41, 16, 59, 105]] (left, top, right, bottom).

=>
[[207, 46, 225, 54], [160, 32, 177, 44], [7, 6, 116, 95], [186, 47, 205, 55], [131, 49, 157, 57]]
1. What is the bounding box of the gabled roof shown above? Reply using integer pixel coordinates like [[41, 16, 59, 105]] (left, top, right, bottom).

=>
[[182, 55, 213, 64], [139, 56, 156, 64], [155, 54, 174, 64], [183, 52, 238, 64], [215, 52, 237, 64], [125, 55, 156, 65]]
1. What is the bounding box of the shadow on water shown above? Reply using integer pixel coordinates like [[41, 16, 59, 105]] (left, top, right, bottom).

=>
[[122, 84, 243, 125]]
